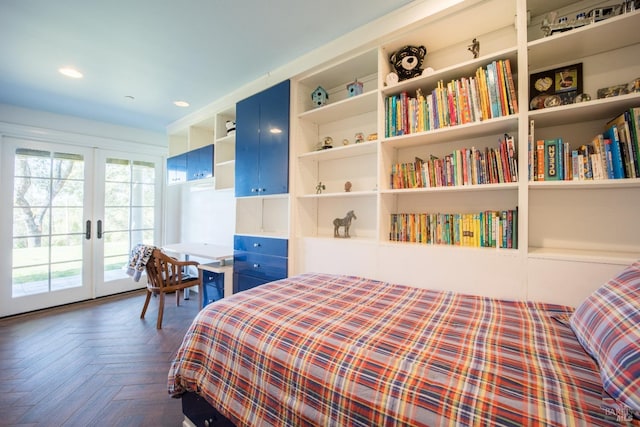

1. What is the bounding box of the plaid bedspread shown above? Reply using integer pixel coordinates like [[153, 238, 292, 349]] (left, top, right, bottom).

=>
[[168, 273, 637, 426]]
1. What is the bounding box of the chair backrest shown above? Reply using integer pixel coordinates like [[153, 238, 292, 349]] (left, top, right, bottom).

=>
[[145, 249, 193, 292]]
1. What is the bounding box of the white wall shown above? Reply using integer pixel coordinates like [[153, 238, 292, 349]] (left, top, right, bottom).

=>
[[0, 103, 166, 149], [164, 183, 235, 248]]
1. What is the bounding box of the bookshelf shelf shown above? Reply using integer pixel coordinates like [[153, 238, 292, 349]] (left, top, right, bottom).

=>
[[528, 247, 639, 265], [381, 182, 518, 194], [527, 9, 640, 71], [297, 90, 378, 125], [529, 178, 640, 190], [528, 93, 640, 128], [382, 115, 519, 149], [298, 140, 377, 161], [297, 190, 377, 199]]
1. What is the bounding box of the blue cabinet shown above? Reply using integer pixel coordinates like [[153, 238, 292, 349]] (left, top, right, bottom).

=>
[[233, 235, 288, 293], [167, 144, 214, 184], [167, 152, 187, 184], [187, 144, 214, 181], [235, 80, 290, 197], [201, 269, 224, 307]]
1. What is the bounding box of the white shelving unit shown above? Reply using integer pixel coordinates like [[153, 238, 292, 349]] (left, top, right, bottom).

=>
[[212, 106, 236, 191], [167, 106, 236, 190], [289, 0, 640, 307]]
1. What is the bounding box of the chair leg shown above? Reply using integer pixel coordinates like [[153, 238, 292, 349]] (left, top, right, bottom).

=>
[[140, 290, 152, 319], [157, 292, 165, 329], [176, 288, 181, 306]]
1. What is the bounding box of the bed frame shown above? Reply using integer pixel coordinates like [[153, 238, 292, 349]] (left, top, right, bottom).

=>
[[181, 392, 234, 427]]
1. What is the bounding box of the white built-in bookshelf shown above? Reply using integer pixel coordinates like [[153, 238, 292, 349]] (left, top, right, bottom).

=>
[[290, 0, 640, 306]]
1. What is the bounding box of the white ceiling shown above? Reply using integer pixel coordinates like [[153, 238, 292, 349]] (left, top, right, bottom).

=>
[[0, 0, 415, 133]]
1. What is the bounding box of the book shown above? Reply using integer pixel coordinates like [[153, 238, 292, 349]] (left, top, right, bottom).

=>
[[571, 150, 580, 180], [503, 59, 519, 114], [528, 120, 535, 181], [578, 144, 593, 180], [536, 139, 545, 181], [624, 110, 639, 177], [604, 125, 625, 178], [607, 112, 637, 178], [602, 138, 614, 179], [563, 141, 572, 180], [544, 139, 560, 180], [591, 134, 609, 179], [630, 107, 640, 173], [485, 62, 500, 118], [505, 134, 518, 182]]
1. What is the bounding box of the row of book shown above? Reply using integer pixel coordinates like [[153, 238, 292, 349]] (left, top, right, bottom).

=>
[[389, 209, 518, 249], [385, 59, 518, 138], [390, 134, 518, 188], [528, 107, 640, 181]]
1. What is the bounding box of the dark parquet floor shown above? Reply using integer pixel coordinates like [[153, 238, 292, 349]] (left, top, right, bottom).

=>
[[0, 290, 201, 426]]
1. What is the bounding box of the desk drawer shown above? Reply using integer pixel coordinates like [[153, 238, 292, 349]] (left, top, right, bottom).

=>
[[234, 235, 288, 257], [232, 251, 287, 282]]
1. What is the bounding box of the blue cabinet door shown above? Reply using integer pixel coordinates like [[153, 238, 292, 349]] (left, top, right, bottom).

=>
[[235, 80, 290, 197], [167, 152, 187, 184], [258, 80, 290, 196], [235, 94, 261, 196], [187, 144, 214, 181]]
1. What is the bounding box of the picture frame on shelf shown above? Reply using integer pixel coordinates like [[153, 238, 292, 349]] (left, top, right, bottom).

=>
[[529, 63, 583, 110]]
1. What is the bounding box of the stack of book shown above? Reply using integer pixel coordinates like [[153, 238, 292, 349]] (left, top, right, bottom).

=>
[[390, 134, 517, 188], [389, 209, 518, 249], [385, 59, 518, 138], [529, 107, 640, 181]]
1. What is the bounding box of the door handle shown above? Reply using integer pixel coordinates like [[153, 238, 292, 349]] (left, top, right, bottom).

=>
[[97, 220, 102, 239], [85, 220, 91, 239]]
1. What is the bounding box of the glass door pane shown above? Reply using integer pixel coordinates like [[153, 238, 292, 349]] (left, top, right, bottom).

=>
[[12, 148, 87, 297], [94, 151, 162, 297]]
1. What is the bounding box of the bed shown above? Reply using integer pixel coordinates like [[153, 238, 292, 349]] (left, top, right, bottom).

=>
[[168, 262, 640, 426]]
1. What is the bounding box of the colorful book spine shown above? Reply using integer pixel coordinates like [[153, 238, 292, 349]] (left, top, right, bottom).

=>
[[544, 139, 560, 180], [536, 139, 545, 181], [604, 125, 625, 178]]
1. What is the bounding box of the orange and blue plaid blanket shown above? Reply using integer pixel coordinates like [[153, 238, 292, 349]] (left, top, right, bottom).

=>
[[168, 273, 636, 426]]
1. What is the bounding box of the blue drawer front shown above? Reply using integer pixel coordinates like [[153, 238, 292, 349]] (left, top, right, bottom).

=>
[[234, 235, 288, 257], [202, 271, 224, 307], [233, 251, 287, 282], [233, 273, 273, 293]]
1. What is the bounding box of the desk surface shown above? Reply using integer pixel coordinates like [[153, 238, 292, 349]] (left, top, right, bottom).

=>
[[163, 242, 233, 262]]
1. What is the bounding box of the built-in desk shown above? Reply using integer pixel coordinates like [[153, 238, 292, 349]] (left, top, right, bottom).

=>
[[162, 242, 234, 301]]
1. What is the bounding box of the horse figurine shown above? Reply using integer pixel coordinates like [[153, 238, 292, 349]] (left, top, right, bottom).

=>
[[333, 210, 357, 238]]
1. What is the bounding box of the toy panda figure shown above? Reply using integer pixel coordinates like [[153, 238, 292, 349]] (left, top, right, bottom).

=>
[[389, 45, 427, 81], [226, 120, 236, 136]]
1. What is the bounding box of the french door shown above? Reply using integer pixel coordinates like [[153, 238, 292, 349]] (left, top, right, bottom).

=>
[[0, 137, 162, 317]]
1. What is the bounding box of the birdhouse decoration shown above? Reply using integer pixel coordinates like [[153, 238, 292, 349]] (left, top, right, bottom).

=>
[[311, 86, 329, 107], [346, 79, 363, 97]]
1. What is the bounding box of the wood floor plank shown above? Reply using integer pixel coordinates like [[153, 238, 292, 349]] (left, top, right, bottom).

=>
[[0, 290, 200, 427]]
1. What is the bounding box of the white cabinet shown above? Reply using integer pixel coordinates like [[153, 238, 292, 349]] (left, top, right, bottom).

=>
[[289, 0, 640, 305]]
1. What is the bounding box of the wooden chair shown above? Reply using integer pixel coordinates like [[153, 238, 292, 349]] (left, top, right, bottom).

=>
[[140, 248, 202, 328]]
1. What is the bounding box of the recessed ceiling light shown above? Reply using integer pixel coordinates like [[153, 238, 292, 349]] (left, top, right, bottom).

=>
[[174, 100, 190, 107], [59, 67, 83, 79]]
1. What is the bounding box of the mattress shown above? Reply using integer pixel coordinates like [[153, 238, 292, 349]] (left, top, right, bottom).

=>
[[168, 272, 635, 426]]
